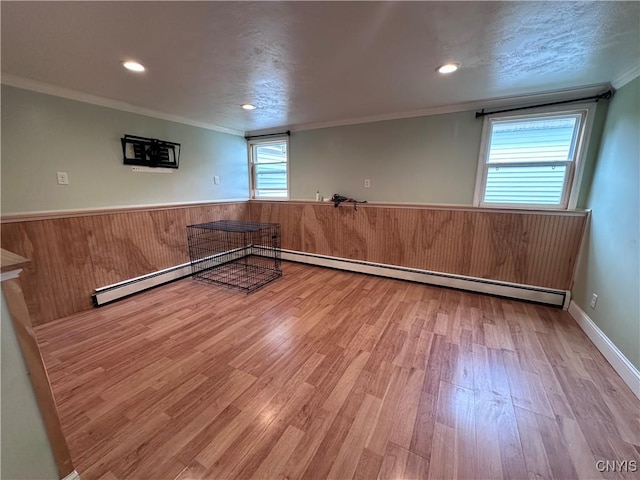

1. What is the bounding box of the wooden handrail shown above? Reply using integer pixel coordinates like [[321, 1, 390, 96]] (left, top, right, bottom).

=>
[[1, 249, 75, 478]]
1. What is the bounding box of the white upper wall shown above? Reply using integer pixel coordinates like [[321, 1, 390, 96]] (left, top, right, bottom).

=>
[[290, 111, 483, 204], [288, 99, 608, 206], [3, 84, 609, 213], [1, 86, 249, 215]]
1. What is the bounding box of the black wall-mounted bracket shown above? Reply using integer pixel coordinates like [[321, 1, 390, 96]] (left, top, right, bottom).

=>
[[122, 134, 181, 168]]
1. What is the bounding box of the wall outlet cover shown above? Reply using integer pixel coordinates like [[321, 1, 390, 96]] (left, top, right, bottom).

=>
[[56, 171, 69, 185]]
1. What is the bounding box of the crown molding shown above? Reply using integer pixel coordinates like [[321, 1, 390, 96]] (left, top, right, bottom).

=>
[[611, 65, 640, 90], [3, 73, 614, 138], [1, 74, 245, 137], [247, 83, 611, 136]]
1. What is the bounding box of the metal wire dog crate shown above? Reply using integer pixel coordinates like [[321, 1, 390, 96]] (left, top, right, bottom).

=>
[[186, 220, 281, 293]]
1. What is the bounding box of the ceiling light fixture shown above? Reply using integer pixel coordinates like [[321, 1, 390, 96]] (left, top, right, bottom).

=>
[[241, 104, 256, 110], [122, 61, 146, 72], [436, 63, 460, 74]]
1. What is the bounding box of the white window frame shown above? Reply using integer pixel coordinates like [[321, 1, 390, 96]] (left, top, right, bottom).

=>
[[473, 102, 597, 210], [249, 137, 290, 200]]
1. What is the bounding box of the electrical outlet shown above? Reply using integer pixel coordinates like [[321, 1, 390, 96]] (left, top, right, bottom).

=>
[[214, 176, 220, 185], [364, 178, 371, 188], [56, 172, 69, 185], [590, 293, 598, 309]]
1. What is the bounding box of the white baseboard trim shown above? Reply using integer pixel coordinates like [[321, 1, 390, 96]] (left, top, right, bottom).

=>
[[568, 300, 640, 399], [269, 248, 567, 307], [62, 470, 81, 480]]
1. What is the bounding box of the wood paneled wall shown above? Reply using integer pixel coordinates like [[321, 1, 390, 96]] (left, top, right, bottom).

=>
[[249, 201, 588, 291], [1, 202, 249, 325], [1, 200, 587, 324]]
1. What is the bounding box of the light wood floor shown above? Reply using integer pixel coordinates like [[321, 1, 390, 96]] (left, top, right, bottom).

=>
[[36, 262, 639, 480]]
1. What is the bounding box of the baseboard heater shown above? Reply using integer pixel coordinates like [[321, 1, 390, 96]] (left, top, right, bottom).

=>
[[255, 247, 569, 308], [94, 247, 569, 308], [92, 247, 247, 306]]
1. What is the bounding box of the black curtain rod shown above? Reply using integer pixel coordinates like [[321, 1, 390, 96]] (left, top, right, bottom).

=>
[[475, 90, 613, 119], [245, 130, 290, 140]]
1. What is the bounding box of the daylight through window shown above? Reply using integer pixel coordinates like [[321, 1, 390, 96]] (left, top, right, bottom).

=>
[[250, 139, 288, 199], [474, 107, 593, 209]]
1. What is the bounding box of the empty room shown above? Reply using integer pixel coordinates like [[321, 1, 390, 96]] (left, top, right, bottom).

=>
[[1, 2, 639, 480]]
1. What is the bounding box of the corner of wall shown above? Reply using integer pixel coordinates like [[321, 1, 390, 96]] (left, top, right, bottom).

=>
[[576, 100, 609, 209], [571, 76, 640, 372]]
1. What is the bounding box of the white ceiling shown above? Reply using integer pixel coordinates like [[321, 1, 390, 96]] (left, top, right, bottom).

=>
[[2, 1, 639, 134]]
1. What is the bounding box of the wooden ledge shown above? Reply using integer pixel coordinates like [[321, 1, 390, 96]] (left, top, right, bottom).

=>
[[1, 199, 590, 223], [0, 199, 249, 223], [1, 248, 30, 272], [249, 200, 590, 217]]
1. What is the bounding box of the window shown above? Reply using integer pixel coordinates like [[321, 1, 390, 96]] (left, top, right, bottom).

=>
[[250, 138, 289, 199], [474, 106, 594, 209]]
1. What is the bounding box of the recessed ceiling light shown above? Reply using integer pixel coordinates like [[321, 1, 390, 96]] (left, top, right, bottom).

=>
[[436, 63, 460, 74], [122, 61, 146, 72], [241, 104, 256, 110]]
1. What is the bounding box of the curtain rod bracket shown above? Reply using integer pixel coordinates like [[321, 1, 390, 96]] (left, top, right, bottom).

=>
[[598, 90, 613, 101]]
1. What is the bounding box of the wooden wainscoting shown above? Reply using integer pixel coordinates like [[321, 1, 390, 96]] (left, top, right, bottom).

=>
[[1, 200, 588, 324], [1, 202, 249, 325], [249, 201, 588, 291]]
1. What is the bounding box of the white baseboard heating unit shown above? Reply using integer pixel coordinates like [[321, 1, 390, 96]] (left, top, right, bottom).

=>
[[255, 247, 569, 308], [94, 247, 568, 308], [93, 262, 193, 306], [92, 247, 246, 306]]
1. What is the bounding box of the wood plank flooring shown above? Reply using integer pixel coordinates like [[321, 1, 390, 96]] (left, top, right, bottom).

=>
[[35, 262, 639, 480]]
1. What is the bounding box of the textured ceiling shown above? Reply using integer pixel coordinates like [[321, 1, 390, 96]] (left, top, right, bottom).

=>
[[2, 1, 639, 134]]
